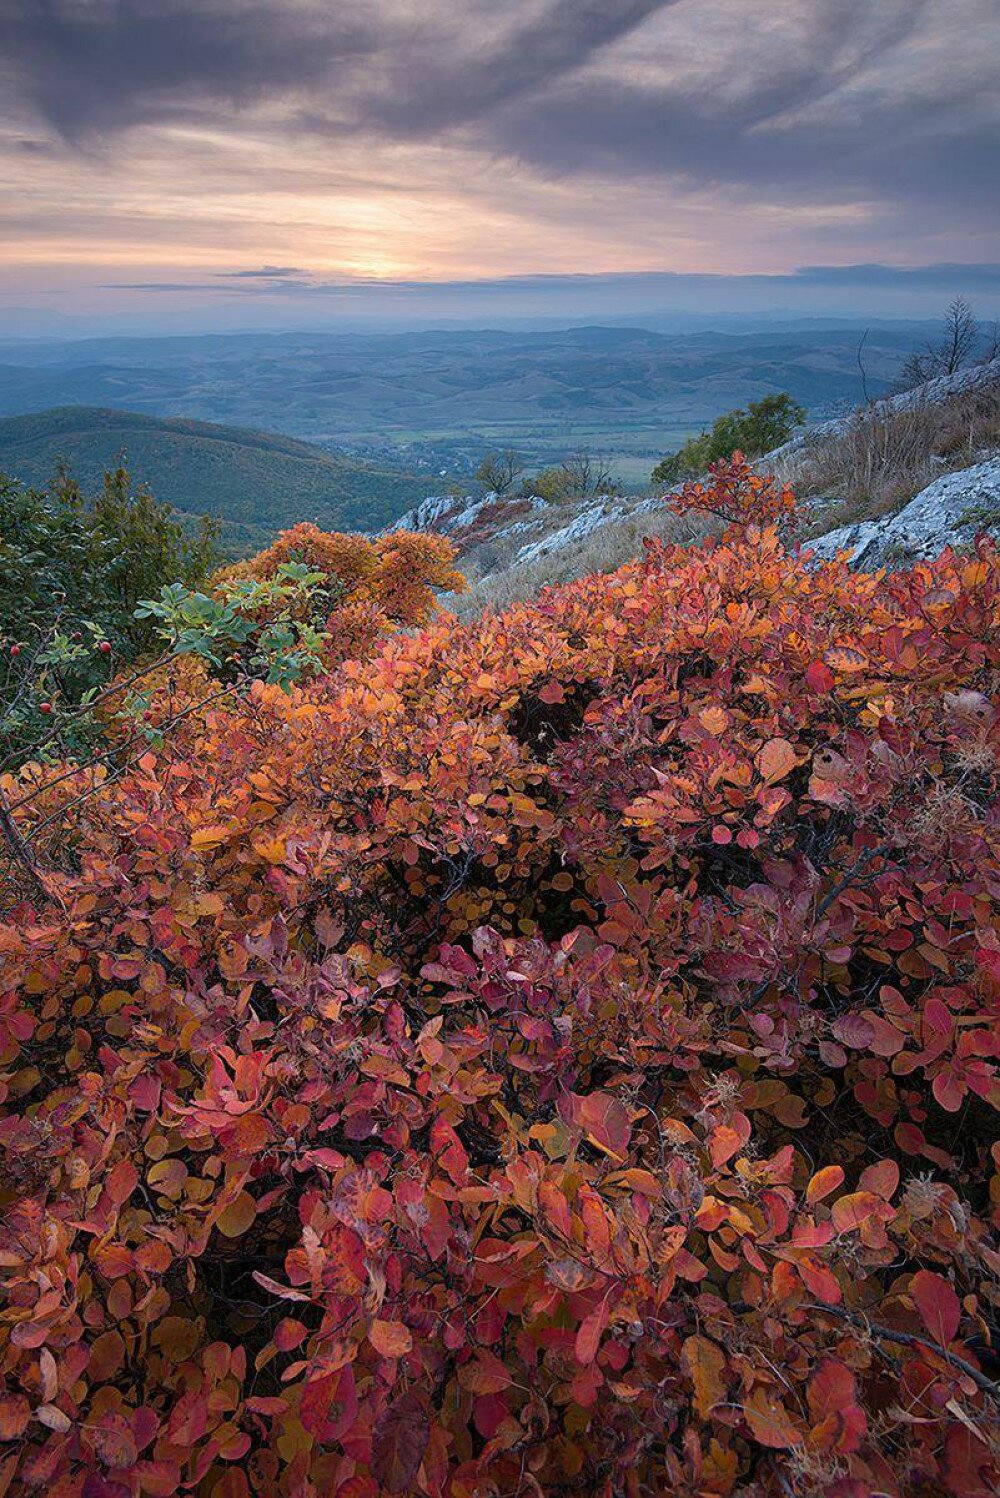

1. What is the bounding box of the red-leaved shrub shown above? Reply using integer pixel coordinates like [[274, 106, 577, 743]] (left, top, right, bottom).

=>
[[1, 462, 998, 1496]]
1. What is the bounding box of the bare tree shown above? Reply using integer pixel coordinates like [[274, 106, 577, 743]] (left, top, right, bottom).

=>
[[475, 450, 524, 497], [561, 452, 616, 497], [941, 295, 979, 374], [857, 327, 872, 405], [897, 296, 981, 390]]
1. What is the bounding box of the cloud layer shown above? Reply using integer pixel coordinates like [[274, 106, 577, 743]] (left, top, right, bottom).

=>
[[0, 1, 997, 318]]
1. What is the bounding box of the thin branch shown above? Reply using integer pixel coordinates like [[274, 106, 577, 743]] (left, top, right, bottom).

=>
[[815, 843, 890, 919], [806, 1303, 997, 1396], [0, 778, 64, 909], [0, 652, 172, 776]]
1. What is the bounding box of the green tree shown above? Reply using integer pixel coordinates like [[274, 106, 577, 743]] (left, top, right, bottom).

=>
[[652, 393, 805, 487], [0, 465, 220, 764]]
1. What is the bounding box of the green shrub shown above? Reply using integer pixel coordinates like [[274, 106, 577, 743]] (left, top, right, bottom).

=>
[[652, 392, 805, 486], [0, 465, 219, 763]]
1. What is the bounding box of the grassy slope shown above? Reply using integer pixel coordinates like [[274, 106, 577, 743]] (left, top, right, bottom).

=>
[[0, 407, 436, 550]]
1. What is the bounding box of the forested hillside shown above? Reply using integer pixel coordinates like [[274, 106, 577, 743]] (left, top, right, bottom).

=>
[[0, 407, 436, 549]]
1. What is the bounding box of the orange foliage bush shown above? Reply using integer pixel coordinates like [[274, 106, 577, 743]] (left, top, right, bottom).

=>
[[669, 452, 798, 531], [1, 463, 999, 1496], [218, 521, 466, 626]]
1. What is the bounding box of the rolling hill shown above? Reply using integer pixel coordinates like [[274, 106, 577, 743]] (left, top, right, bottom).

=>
[[0, 322, 925, 483], [0, 406, 438, 550]]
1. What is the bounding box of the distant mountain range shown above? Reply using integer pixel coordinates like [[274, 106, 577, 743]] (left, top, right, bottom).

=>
[[0, 407, 438, 551], [0, 322, 924, 485]]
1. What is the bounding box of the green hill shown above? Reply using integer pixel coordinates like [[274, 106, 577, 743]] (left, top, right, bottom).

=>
[[0, 407, 437, 551]]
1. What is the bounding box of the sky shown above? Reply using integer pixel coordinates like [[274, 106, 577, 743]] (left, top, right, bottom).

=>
[[0, 0, 998, 333]]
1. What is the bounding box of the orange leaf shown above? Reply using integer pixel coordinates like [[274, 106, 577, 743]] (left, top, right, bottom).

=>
[[681, 1334, 727, 1419], [830, 1191, 882, 1235], [756, 737, 797, 784], [369, 1319, 413, 1359], [191, 824, 230, 851], [806, 1165, 844, 1205], [743, 1388, 802, 1449]]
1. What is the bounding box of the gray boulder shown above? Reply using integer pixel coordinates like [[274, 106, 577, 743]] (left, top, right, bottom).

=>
[[807, 457, 1000, 568]]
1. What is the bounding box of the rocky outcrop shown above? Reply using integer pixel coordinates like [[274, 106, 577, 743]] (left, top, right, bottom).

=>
[[769, 357, 1000, 465], [806, 457, 1000, 568], [385, 490, 547, 536], [388, 360, 1000, 592], [513, 495, 659, 566]]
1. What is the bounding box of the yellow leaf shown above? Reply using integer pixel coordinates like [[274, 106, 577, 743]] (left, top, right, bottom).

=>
[[191, 824, 229, 851], [216, 1192, 256, 1239]]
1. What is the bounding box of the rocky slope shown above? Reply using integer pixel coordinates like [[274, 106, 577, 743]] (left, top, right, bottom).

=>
[[807, 457, 1000, 567], [387, 357, 1000, 609]]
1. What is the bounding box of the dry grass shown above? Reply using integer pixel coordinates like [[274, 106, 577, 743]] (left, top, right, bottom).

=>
[[777, 381, 1000, 537], [440, 374, 1000, 621], [443, 504, 706, 619]]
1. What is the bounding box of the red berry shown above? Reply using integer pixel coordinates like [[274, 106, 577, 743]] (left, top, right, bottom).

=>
[[39, 701, 53, 715], [99, 641, 112, 655], [9, 644, 20, 657]]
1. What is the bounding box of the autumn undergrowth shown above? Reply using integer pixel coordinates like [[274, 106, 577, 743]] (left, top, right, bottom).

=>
[[0, 458, 998, 1497]]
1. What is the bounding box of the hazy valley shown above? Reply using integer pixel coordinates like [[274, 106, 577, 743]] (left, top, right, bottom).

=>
[[0, 320, 926, 498]]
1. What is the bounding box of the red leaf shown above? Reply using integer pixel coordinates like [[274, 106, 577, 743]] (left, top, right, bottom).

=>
[[0, 1396, 30, 1442], [910, 1270, 961, 1346], [858, 1159, 899, 1201], [831, 1014, 875, 1050], [932, 1069, 965, 1112], [371, 1392, 430, 1495], [562, 1091, 631, 1158], [212, 1473, 250, 1498], [805, 660, 835, 692], [575, 1297, 610, 1366], [106, 1158, 138, 1207], [300, 1368, 358, 1445]]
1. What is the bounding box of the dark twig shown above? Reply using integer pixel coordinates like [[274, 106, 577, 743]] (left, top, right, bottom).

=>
[[806, 1302, 997, 1395], [815, 843, 890, 919]]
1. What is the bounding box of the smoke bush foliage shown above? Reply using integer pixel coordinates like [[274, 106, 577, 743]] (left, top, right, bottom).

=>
[[0, 461, 998, 1497]]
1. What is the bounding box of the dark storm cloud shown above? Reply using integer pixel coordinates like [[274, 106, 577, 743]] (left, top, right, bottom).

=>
[[370, 1, 679, 134], [0, 0, 996, 229], [0, 1, 676, 137], [0, 0, 376, 135], [477, 1, 999, 226], [491, 81, 1000, 228]]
